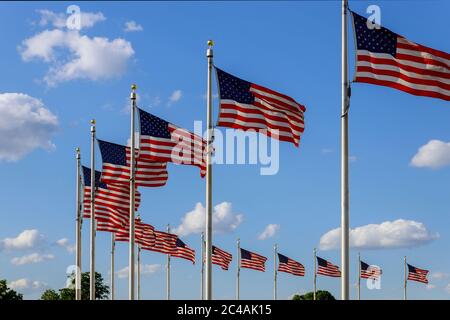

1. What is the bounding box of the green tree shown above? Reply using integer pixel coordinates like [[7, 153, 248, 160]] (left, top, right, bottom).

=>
[[40, 289, 60, 300], [292, 290, 335, 300], [0, 279, 23, 300]]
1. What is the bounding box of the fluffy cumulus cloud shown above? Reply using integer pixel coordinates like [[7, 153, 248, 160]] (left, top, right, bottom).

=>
[[430, 272, 449, 280], [124, 21, 143, 32], [173, 202, 243, 237], [168, 90, 182, 105], [8, 278, 46, 291], [56, 238, 75, 253], [319, 219, 439, 250], [19, 28, 134, 86], [0, 93, 58, 161], [11, 253, 55, 266], [0, 229, 46, 251], [410, 140, 450, 169], [258, 224, 280, 240], [117, 264, 161, 279], [37, 9, 105, 29]]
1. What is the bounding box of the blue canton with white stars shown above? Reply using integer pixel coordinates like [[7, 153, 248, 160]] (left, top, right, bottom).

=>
[[98, 140, 127, 165], [277, 253, 289, 264], [82, 166, 107, 189], [216, 67, 255, 104], [240, 248, 252, 260], [352, 11, 397, 57], [138, 108, 171, 138], [176, 238, 186, 248]]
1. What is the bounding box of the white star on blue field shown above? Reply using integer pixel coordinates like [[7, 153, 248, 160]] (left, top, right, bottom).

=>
[[0, 1, 449, 300]]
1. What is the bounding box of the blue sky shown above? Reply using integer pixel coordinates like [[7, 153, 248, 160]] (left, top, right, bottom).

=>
[[0, 0, 449, 300]]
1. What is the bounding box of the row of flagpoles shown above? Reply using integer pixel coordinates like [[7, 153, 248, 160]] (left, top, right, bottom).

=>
[[73, 0, 448, 300]]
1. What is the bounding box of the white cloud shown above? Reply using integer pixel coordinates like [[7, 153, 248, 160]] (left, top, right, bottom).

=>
[[173, 202, 243, 237], [19, 29, 134, 86], [258, 224, 280, 240], [11, 253, 55, 265], [124, 21, 143, 32], [319, 219, 439, 250], [410, 140, 450, 169], [168, 90, 182, 105], [0, 229, 46, 251], [56, 238, 75, 253], [37, 9, 105, 29], [0, 93, 58, 161], [429, 272, 449, 280], [426, 284, 437, 290], [8, 278, 46, 291], [117, 264, 161, 279], [321, 148, 333, 154]]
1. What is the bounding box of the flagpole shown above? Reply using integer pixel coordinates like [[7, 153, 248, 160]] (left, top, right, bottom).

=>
[[273, 244, 278, 300], [404, 256, 407, 300], [236, 238, 240, 300], [313, 248, 317, 301], [75, 147, 82, 301], [205, 39, 214, 301], [110, 233, 115, 300], [340, 0, 350, 301], [129, 84, 137, 300], [137, 244, 141, 300], [201, 232, 205, 300], [357, 252, 361, 300], [166, 224, 171, 300], [89, 119, 96, 300]]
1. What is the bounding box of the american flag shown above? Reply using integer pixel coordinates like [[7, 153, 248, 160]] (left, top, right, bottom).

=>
[[407, 264, 429, 284], [212, 245, 233, 271], [137, 108, 206, 177], [316, 256, 341, 277], [277, 253, 305, 277], [351, 11, 450, 101], [105, 217, 156, 248], [360, 260, 382, 279], [240, 248, 267, 272], [98, 139, 168, 187], [141, 230, 178, 255], [82, 166, 140, 227], [215, 67, 306, 146], [171, 238, 196, 264]]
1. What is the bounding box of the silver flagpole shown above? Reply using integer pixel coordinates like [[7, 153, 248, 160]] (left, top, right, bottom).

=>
[[340, 0, 350, 301], [236, 238, 240, 300], [357, 252, 361, 300], [201, 232, 205, 300], [137, 244, 141, 300], [205, 39, 214, 301], [166, 224, 171, 300], [89, 119, 96, 300], [75, 147, 82, 300], [129, 84, 137, 300], [404, 256, 407, 300], [110, 233, 115, 300], [273, 244, 278, 300], [313, 248, 317, 301]]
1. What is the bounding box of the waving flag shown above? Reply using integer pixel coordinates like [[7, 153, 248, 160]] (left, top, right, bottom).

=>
[[82, 166, 140, 227], [351, 11, 450, 101], [316, 256, 341, 278], [212, 245, 233, 271], [141, 230, 178, 255], [112, 218, 156, 248], [215, 67, 306, 146], [171, 238, 196, 264], [407, 264, 429, 284], [137, 108, 206, 177], [360, 261, 382, 279], [240, 248, 267, 272], [98, 139, 168, 187], [277, 253, 305, 276]]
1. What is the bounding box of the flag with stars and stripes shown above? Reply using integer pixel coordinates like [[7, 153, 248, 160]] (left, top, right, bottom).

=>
[[316, 256, 341, 278], [240, 248, 267, 272], [360, 260, 382, 279], [277, 253, 305, 277], [97, 139, 168, 187], [108, 218, 156, 248], [82, 166, 140, 227], [351, 11, 450, 101], [215, 67, 306, 146], [407, 264, 429, 284], [171, 238, 196, 264], [137, 108, 207, 177], [141, 230, 178, 255], [212, 245, 233, 271]]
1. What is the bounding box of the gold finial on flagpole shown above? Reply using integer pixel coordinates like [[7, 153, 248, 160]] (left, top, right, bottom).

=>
[[207, 40, 214, 47], [90, 119, 96, 125], [131, 84, 137, 91]]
